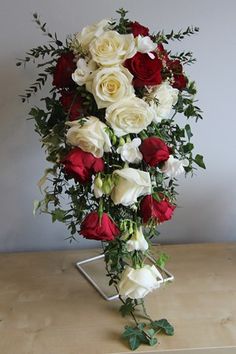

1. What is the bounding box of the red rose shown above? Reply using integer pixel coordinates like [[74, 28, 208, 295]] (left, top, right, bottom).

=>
[[130, 21, 149, 37], [173, 74, 188, 90], [80, 212, 120, 241], [60, 91, 84, 121], [62, 148, 104, 183], [140, 137, 170, 167], [53, 52, 76, 88], [125, 52, 162, 88], [140, 195, 175, 224], [167, 59, 187, 90]]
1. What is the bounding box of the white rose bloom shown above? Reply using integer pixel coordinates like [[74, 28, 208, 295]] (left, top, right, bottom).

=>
[[66, 116, 111, 158], [116, 138, 142, 164], [76, 19, 110, 49], [86, 66, 134, 109], [106, 97, 155, 137], [149, 81, 179, 123], [72, 58, 97, 86], [136, 35, 156, 56], [161, 155, 188, 178], [126, 227, 149, 252], [118, 265, 163, 299], [89, 30, 137, 66], [111, 168, 151, 206]]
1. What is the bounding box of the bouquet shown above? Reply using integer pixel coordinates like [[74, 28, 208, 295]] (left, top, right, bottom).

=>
[[17, 9, 205, 350]]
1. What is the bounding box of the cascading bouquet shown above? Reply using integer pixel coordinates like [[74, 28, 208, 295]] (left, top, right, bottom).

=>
[[17, 9, 205, 350]]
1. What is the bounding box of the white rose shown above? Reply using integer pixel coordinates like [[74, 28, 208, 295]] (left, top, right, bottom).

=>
[[72, 58, 97, 86], [86, 66, 134, 109], [111, 168, 151, 206], [118, 265, 163, 299], [136, 35, 156, 57], [89, 30, 137, 66], [116, 138, 142, 164], [76, 19, 110, 49], [66, 116, 111, 158], [126, 227, 149, 252], [149, 81, 179, 123], [106, 97, 155, 137], [161, 155, 188, 178]]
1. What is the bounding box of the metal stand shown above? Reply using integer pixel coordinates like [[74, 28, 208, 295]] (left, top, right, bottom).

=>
[[76, 253, 174, 301]]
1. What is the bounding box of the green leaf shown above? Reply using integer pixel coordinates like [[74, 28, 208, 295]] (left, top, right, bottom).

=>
[[51, 208, 67, 223], [185, 124, 193, 140], [33, 200, 41, 216], [156, 253, 169, 269], [194, 154, 206, 169], [129, 335, 141, 351], [151, 319, 174, 336], [183, 142, 194, 153]]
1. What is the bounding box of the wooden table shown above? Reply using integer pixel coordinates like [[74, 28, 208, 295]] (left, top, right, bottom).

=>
[[0, 243, 235, 354]]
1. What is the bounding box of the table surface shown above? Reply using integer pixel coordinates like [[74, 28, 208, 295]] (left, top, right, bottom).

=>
[[0, 243, 236, 354]]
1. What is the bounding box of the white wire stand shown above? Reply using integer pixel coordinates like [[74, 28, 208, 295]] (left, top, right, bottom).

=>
[[76, 253, 174, 301]]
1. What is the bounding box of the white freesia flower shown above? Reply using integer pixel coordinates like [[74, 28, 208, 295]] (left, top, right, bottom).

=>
[[72, 58, 97, 86], [66, 116, 111, 158], [106, 97, 155, 137], [116, 138, 142, 164], [89, 30, 137, 66], [118, 264, 163, 299], [76, 19, 110, 49], [161, 155, 188, 178], [149, 81, 179, 123], [86, 66, 134, 109], [126, 227, 149, 252], [93, 175, 103, 198], [136, 35, 156, 57], [111, 168, 151, 206]]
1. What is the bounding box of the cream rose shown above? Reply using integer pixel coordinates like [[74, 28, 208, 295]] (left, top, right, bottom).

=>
[[76, 19, 110, 49], [118, 264, 163, 299], [66, 116, 111, 158], [105, 97, 155, 137], [72, 58, 97, 86], [148, 81, 179, 123], [126, 227, 149, 252], [86, 66, 134, 109], [116, 138, 142, 164], [89, 30, 137, 66], [111, 168, 151, 206]]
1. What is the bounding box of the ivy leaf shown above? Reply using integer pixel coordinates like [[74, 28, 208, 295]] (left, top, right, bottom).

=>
[[122, 324, 149, 351], [119, 298, 136, 317], [151, 319, 174, 336], [194, 154, 206, 169]]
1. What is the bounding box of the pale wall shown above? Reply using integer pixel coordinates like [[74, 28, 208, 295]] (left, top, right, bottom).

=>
[[0, 0, 236, 251]]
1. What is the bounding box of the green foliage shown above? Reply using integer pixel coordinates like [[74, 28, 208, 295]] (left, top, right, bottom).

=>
[[194, 154, 206, 169], [122, 319, 174, 350], [156, 253, 169, 269], [151, 319, 174, 335]]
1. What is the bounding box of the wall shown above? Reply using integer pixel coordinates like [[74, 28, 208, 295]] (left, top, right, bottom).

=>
[[0, 0, 235, 252]]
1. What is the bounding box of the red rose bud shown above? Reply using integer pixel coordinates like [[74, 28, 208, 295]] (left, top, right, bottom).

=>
[[173, 74, 188, 90], [125, 52, 162, 88], [60, 91, 84, 121], [140, 137, 170, 167], [130, 21, 149, 37], [53, 52, 76, 88], [61, 148, 104, 183], [80, 211, 120, 241], [140, 195, 175, 224], [167, 59, 183, 74]]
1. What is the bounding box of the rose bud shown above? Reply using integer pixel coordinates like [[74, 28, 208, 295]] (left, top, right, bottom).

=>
[[130, 21, 149, 37], [140, 194, 176, 224], [80, 211, 120, 241]]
